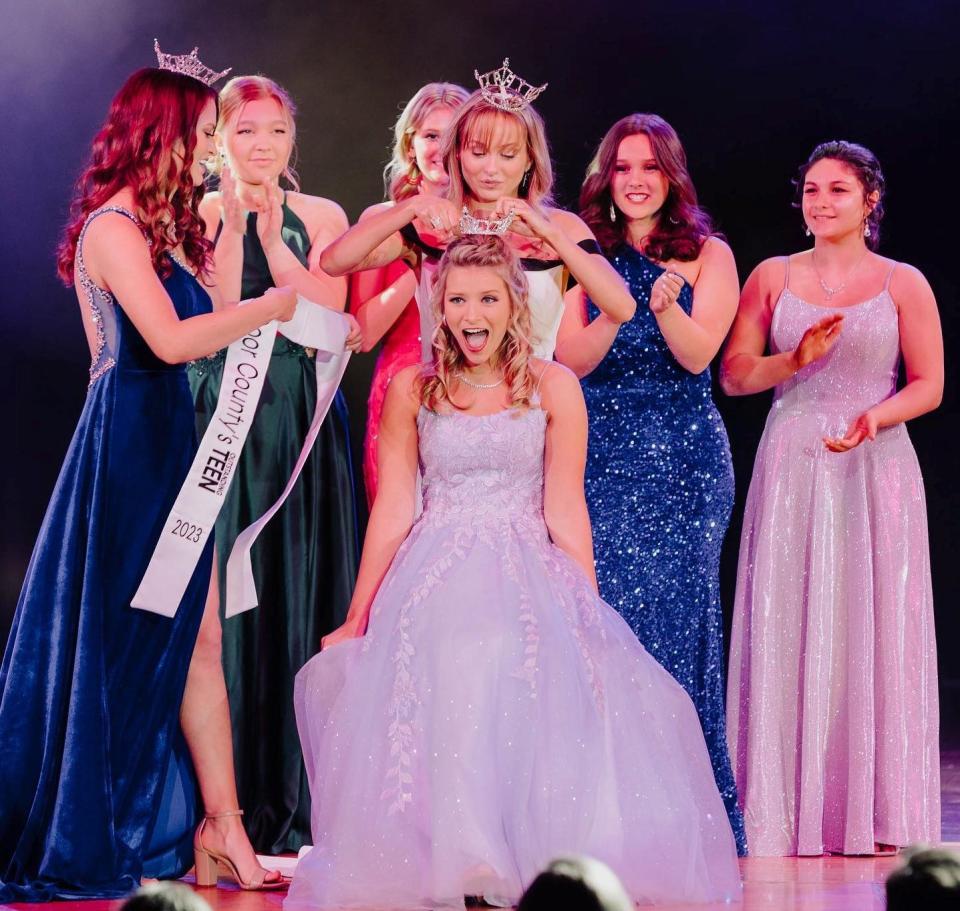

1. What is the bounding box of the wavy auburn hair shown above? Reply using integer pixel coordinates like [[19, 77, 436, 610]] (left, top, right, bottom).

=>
[[215, 74, 300, 190], [441, 91, 554, 211], [385, 82, 469, 203], [580, 113, 714, 261], [57, 67, 217, 285], [793, 140, 885, 251], [420, 235, 534, 413]]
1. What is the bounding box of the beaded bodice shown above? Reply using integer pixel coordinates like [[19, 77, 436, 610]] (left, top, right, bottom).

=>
[[417, 406, 547, 530]]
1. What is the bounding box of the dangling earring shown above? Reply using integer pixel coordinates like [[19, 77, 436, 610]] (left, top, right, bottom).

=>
[[519, 168, 532, 196], [804, 225, 811, 237], [609, 202, 617, 222], [864, 222, 872, 238]]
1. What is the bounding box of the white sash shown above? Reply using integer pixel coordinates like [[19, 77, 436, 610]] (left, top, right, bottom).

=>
[[131, 296, 350, 618]]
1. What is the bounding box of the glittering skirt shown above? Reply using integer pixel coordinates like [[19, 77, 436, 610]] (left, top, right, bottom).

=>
[[726, 406, 940, 855], [287, 512, 741, 910]]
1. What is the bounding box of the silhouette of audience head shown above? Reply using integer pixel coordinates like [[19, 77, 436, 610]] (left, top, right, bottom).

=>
[[886, 846, 960, 910], [517, 856, 632, 911], [120, 882, 212, 911]]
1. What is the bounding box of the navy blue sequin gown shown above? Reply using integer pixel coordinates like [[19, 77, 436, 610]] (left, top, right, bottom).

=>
[[0, 207, 212, 899], [581, 244, 746, 854]]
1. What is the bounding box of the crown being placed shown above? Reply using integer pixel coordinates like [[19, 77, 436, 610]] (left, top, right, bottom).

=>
[[154, 39, 231, 86], [474, 58, 547, 113], [458, 207, 516, 236]]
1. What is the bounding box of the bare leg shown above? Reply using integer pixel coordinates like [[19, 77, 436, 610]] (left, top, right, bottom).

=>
[[180, 554, 281, 885]]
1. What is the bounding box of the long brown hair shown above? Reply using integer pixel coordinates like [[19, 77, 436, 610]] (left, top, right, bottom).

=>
[[57, 68, 217, 284], [420, 235, 534, 412], [441, 91, 554, 211], [580, 113, 714, 262], [385, 82, 469, 203]]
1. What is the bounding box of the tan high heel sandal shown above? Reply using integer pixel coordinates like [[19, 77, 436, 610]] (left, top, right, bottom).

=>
[[193, 809, 286, 891]]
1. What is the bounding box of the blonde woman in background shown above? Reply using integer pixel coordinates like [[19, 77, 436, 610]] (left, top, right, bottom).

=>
[[349, 82, 468, 505]]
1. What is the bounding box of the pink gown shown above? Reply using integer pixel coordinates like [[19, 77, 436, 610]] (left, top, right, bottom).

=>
[[353, 261, 422, 506], [287, 399, 741, 909], [727, 259, 940, 856]]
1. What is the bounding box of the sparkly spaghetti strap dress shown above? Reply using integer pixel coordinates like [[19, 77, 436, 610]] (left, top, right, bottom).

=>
[[0, 207, 213, 900], [727, 258, 940, 855], [581, 245, 746, 854], [288, 383, 741, 910], [187, 201, 359, 854]]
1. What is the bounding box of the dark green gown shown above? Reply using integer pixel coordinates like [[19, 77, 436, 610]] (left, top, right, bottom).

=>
[[187, 203, 359, 854]]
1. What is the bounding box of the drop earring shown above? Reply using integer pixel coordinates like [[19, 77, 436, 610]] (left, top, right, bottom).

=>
[[519, 168, 532, 196], [864, 222, 872, 238], [804, 225, 811, 237], [609, 202, 617, 222]]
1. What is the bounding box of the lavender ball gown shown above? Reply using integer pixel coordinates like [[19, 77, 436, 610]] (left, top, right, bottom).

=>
[[727, 259, 940, 855], [287, 391, 741, 910]]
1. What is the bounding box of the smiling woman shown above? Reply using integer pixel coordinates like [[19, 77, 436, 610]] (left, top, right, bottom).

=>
[[722, 140, 944, 856], [185, 74, 362, 857]]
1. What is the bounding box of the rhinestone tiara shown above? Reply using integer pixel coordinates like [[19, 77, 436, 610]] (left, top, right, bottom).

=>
[[474, 58, 547, 113], [458, 207, 516, 236], [154, 39, 231, 87]]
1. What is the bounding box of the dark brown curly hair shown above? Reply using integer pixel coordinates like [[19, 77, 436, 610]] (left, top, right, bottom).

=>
[[57, 67, 217, 285], [793, 140, 885, 251], [580, 113, 715, 262]]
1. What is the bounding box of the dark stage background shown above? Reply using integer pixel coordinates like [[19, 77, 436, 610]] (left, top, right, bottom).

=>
[[2, 1, 957, 710]]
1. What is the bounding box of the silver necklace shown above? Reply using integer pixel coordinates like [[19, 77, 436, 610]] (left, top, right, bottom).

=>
[[812, 249, 868, 300], [455, 371, 504, 389]]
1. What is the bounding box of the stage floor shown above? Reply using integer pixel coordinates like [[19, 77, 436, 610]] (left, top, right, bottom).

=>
[[6, 751, 959, 911]]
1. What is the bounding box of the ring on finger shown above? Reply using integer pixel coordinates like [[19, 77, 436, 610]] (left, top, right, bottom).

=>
[[429, 215, 444, 230]]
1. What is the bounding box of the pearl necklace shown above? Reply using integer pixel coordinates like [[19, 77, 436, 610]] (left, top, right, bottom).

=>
[[455, 371, 504, 389], [812, 248, 868, 300]]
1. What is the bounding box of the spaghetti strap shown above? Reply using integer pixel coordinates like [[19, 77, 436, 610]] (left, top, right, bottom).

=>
[[883, 260, 898, 292], [782, 255, 791, 292], [532, 361, 553, 405]]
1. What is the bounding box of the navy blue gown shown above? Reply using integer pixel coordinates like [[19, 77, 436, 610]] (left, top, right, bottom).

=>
[[0, 206, 213, 900], [581, 244, 747, 855]]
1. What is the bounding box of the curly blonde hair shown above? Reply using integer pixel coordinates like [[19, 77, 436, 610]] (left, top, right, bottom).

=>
[[420, 235, 535, 412]]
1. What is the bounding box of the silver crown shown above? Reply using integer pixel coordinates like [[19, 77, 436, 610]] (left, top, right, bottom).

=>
[[474, 58, 547, 112], [458, 206, 516, 236], [154, 39, 231, 86]]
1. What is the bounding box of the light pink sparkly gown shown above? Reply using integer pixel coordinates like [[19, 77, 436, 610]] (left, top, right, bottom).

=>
[[727, 258, 940, 856], [288, 400, 741, 910]]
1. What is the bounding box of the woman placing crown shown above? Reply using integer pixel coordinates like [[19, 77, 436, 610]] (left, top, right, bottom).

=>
[[319, 59, 636, 363], [186, 74, 362, 856], [0, 49, 291, 898]]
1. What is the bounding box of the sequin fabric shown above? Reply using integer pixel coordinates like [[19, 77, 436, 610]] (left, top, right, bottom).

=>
[[581, 244, 746, 854], [726, 272, 940, 856], [288, 402, 742, 909]]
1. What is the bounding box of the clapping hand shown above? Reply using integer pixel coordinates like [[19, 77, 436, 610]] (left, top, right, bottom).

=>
[[254, 177, 285, 254], [824, 409, 879, 453], [219, 165, 247, 236], [793, 314, 843, 370], [649, 270, 685, 314]]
